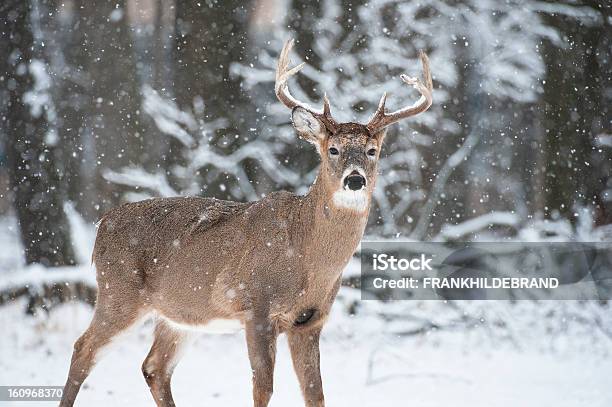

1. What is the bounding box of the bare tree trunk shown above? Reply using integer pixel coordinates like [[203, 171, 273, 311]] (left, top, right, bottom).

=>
[[174, 0, 255, 199], [79, 0, 144, 214], [48, 0, 92, 217], [1, 0, 75, 266], [542, 8, 610, 224], [412, 20, 484, 240], [127, 0, 174, 172]]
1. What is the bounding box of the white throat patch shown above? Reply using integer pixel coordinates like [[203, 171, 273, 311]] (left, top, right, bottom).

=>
[[332, 188, 368, 212]]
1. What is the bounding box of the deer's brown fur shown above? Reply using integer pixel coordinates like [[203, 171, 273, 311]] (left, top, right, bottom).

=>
[[60, 39, 432, 407]]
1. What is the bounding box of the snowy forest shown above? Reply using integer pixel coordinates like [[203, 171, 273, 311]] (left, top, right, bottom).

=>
[[1, 1, 612, 406]]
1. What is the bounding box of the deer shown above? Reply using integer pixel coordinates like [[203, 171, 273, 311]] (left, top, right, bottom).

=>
[[60, 39, 432, 407]]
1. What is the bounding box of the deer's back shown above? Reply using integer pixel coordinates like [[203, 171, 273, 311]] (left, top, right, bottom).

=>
[[92, 197, 252, 285]]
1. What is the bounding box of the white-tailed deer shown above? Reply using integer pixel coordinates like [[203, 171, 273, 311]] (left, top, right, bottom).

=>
[[60, 39, 432, 407]]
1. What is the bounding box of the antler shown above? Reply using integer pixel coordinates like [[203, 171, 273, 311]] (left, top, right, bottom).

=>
[[366, 50, 433, 134], [275, 39, 337, 131]]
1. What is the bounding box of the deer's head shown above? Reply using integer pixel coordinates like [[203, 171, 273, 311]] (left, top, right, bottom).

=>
[[275, 39, 433, 212]]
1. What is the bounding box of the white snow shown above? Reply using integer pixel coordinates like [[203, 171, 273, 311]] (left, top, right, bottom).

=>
[[23, 59, 53, 120], [141, 85, 197, 148], [1, 296, 611, 407], [436, 211, 519, 241]]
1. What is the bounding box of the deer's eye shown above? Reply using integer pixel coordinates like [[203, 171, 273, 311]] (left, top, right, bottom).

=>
[[367, 148, 377, 157], [329, 147, 339, 156], [295, 309, 315, 325]]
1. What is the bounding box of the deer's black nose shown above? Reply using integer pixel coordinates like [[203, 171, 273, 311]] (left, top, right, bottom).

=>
[[344, 171, 366, 191]]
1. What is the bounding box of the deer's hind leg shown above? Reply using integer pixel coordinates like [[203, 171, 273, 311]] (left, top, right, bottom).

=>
[[60, 292, 146, 407], [142, 320, 190, 407]]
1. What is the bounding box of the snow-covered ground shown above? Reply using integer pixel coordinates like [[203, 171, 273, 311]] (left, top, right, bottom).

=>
[[2, 293, 612, 407]]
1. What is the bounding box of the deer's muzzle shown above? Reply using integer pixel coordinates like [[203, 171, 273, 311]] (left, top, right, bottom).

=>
[[344, 170, 366, 191]]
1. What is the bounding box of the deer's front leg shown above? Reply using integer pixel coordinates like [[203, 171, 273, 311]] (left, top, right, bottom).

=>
[[245, 317, 278, 407], [288, 327, 325, 407]]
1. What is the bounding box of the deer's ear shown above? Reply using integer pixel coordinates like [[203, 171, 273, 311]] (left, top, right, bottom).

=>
[[291, 107, 326, 145]]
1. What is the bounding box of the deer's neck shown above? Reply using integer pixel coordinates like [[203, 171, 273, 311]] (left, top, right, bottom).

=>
[[298, 175, 369, 269]]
